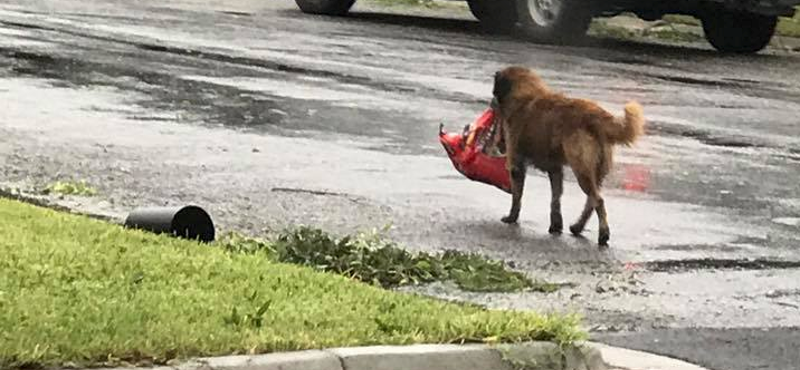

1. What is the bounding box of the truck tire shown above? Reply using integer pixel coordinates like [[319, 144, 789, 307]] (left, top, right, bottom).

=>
[[515, 0, 593, 44], [467, 0, 518, 32], [701, 11, 777, 54], [295, 0, 356, 16]]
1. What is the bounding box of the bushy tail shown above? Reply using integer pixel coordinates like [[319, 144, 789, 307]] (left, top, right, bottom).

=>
[[603, 101, 645, 146]]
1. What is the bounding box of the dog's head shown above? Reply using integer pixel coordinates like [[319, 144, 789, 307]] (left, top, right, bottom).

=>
[[491, 66, 547, 109]]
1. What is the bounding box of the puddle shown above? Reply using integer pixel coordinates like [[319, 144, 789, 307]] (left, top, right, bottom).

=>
[[593, 56, 654, 66], [646, 73, 737, 87], [643, 258, 800, 272], [765, 289, 800, 298], [182, 75, 405, 110], [773, 217, 800, 227], [217, 10, 252, 17], [722, 77, 761, 85], [648, 119, 766, 149], [0, 27, 35, 37], [652, 243, 747, 253], [0, 45, 428, 146]]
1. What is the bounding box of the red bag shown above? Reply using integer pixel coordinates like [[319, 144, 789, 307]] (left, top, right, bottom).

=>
[[439, 108, 511, 194]]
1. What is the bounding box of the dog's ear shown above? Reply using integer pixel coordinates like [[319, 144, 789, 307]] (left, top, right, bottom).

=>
[[492, 71, 512, 104]]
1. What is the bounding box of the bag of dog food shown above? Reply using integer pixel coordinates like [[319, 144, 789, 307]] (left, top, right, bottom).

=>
[[439, 108, 511, 194]]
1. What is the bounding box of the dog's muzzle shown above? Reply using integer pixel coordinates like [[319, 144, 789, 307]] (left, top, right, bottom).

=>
[[490, 97, 499, 110]]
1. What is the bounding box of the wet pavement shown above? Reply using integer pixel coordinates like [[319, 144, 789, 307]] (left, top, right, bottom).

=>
[[1, 1, 800, 369]]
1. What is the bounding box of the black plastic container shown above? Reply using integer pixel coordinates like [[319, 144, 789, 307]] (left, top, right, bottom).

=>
[[124, 205, 215, 243]]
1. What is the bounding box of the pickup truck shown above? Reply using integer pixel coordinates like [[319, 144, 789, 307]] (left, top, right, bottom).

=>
[[294, 0, 800, 54]]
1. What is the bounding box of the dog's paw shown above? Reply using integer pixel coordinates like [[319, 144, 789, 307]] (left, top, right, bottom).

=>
[[598, 229, 610, 247], [569, 224, 584, 236], [501, 215, 518, 224], [549, 214, 563, 234]]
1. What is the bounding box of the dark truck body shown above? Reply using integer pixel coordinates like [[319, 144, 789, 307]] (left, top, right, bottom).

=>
[[600, 0, 798, 18], [295, 0, 800, 53]]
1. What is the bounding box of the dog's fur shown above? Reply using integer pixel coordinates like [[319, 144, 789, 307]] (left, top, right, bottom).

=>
[[491, 66, 645, 246]]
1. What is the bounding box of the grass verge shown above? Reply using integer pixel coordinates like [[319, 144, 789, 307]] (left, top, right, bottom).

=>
[[0, 198, 584, 369], [778, 11, 800, 38], [588, 18, 703, 43]]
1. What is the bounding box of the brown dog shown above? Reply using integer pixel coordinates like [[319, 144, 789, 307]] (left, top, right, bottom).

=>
[[491, 66, 645, 246]]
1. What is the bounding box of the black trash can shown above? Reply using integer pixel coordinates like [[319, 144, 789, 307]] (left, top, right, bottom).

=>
[[124, 205, 215, 243]]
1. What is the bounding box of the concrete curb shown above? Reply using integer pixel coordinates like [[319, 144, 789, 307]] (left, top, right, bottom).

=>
[[589, 342, 712, 370], [0, 183, 123, 223], [83, 342, 711, 370], [92, 342, 601, 370]]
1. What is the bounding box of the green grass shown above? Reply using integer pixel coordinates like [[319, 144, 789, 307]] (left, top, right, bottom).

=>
[[643, 27, 702, 43], [778, 11, 800, 38], [662, 14, 701, 27], [589, 19, 703, 43], [588, 20, 639, 40], [0, 198, 584, 369]]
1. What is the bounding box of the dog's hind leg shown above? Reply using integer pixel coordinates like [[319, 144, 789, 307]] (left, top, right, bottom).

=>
[[569, 173, 598, 236], [564, 132, 608, 245], [548, 168, 564, 234], [595, 194, 610, 246], [595, 146, 612, 246], [569, 173, 610, 246]]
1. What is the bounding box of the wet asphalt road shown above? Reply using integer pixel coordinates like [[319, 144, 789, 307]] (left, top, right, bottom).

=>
[[1, 0, 800, 369]]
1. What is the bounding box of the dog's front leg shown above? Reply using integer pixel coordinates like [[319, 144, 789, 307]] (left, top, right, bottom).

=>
[[502, 163, 526, 224], [502, 124, 525, 224]]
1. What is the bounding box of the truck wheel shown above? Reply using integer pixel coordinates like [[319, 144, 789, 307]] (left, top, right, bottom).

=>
[[467, 0, 518, 32], [295, 0, 356, 16], [701, 11, 777, 53], [515, 0, 593, 43]]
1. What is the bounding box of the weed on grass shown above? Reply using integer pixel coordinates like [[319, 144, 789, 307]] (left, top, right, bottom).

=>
[[223, 291, 272, 329], [216, 226, 562, 293], [42, 180, 98, 196]]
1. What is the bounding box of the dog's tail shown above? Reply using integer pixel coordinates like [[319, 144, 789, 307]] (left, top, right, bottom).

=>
[[603, 101, 645, 146]]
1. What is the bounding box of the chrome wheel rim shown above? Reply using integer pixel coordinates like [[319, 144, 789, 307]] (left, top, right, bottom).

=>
[[527, 0, 562, 26]]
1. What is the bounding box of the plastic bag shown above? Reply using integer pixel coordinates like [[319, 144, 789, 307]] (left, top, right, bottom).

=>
[[438, 108, 511, 194]]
